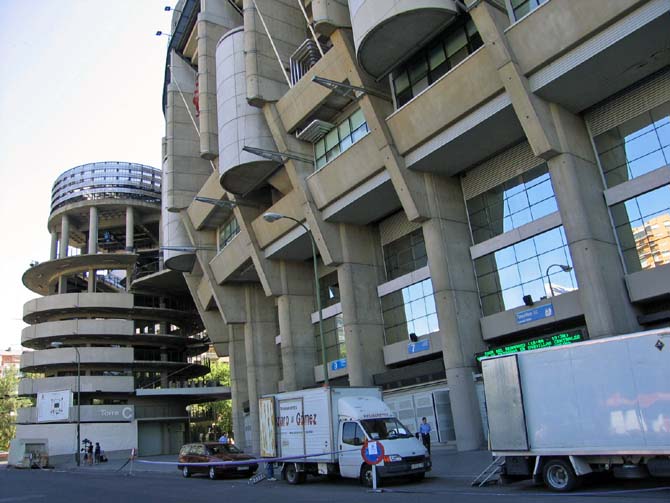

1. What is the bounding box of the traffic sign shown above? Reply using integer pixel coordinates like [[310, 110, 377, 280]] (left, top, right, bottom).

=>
[[361, 440, 385, 465]]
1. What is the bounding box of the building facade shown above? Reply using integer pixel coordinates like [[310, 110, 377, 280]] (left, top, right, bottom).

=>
[[14, 161, 228, 460], [160, 0, 670, 453]]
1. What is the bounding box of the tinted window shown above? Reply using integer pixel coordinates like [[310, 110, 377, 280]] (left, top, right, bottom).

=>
[[342, 422, 365, 446]]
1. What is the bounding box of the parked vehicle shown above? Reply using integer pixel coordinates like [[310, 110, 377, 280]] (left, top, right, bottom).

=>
[[177, 442, 258, 480], [259, 386, 430, 486], [481, 329, 670, 491]]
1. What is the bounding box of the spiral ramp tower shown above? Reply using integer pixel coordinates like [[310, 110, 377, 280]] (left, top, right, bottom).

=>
[[15, 162, 230, 461]]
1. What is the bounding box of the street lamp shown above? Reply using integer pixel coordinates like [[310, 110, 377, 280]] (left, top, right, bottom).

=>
[[545, 264, 573, 298], [50, 341, 81, 466], [262, 212, 328, 386]]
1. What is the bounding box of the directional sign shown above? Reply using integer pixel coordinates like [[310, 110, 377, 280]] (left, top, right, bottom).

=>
[[361, 440, 385, 465]]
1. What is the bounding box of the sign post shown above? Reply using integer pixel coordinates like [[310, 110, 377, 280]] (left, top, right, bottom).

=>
[[361, 440, 385, 493]]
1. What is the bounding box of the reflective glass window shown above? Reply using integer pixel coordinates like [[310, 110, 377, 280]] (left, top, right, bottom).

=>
[[381, 278, 439, 345], [314, 108, 369, 170], [610, 184, 670, 273], [314, 314, 345, 365], [593, 102, 670, 188], [474, 226, 578, 315], [218, 217, 240, 251], [383, 229, 427, 281], [466, 164, 557, 244]]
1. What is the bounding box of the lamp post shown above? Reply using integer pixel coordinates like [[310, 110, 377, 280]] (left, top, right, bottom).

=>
[[545, 264, 573, 298], [50, 341, 81, 466], [262, 212, 329, 386]]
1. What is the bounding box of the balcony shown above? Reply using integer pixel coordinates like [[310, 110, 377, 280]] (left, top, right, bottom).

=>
[[349, 0, 458, 79], [21, 319, 134, 348], [508, 0, 670, 112], [20, 347, 134, 372], [209, 233, 257, 284], [18, 376, 135, 396]]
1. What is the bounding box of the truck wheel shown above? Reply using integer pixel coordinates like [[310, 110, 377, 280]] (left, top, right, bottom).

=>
[[285, 463, 303, 485], [543, 458, 579, 492], [360, 465, 381, 488]]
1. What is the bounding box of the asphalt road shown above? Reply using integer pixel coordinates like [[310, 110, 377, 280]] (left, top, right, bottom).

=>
[[1, 467, 669, 503]]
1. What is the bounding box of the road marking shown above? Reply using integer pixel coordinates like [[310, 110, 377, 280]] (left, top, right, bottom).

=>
[[0, 496, 46, 502]]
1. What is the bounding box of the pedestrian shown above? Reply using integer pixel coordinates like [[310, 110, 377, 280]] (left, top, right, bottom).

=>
[[218, 432, 228, 444], [419, 417, 431, 454], [87, 442, 94, 465], [265, 461, 276, 481], [94, 442, 101, 464]]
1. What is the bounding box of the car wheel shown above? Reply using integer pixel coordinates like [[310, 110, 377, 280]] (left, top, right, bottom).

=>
[[543, 458, 579, 492], [208, 466, 218, 480], [181, 466, 191, 478], [284, 463, 303, 485]]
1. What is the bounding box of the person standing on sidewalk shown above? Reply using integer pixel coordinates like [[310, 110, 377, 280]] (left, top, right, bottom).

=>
[[419, 417, 431, 454], [94, 443, 101, 464]]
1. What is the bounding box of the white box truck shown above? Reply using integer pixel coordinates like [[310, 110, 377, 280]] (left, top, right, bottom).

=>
[[481, 328, 670, 491], [258, 386, 430, 486]]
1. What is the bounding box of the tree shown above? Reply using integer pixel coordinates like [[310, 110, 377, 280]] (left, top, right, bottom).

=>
[[0, 368, 30, 451], [189, 360, 233, 440]]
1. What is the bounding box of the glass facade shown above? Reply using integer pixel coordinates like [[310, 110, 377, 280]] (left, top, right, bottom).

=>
[[383, 229, 427, 281], [509, 0, 548, 21], [315, 314, 345, 365], [218, 217, 240, 251], [593, 102, 670, 188], [381, 278, 439, 345], [392, 19, 482, 108], [314, 109, 369, 170], [610, 185, 670, 273], [474, 226, 578, 315], [466, 164, 558, 244]]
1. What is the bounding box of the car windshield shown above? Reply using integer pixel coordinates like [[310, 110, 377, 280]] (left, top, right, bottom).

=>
[[360, 418, 413, 440], [207, 444, 242, 455]]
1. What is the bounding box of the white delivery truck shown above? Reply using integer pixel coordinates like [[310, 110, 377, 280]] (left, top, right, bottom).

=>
[[481, 328, 670, 491], [258, 386, 430, 486]]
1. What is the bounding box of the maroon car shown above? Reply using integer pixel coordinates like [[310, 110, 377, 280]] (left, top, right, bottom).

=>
[[178, 442, 258, 480]]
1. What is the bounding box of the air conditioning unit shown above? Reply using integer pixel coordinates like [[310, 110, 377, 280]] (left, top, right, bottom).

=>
[[296, 119, 335, 143]]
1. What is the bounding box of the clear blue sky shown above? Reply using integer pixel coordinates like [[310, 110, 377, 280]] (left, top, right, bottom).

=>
[[0, 1, 174, 349]]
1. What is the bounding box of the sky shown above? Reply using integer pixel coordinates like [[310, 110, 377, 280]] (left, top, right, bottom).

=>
[[0, 0, 174, 350]]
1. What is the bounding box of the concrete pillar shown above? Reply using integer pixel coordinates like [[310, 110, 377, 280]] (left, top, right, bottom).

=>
[[87, 269, 95, 293], [160, 348, 169, 387], [336, 225, 386, 386], [59, 214, 70, 259], [126, 207, 135, 252], [88, 207, 98, 255], [244, 284, 280, 454], [229, 324, 248, 450], [50, 232, 58, 260], [421, 173, 486, 451], [277, 261, 316, 391], [546, 104, 640, 337]]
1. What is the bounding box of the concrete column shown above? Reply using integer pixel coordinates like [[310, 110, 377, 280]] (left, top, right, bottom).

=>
[[421, 173, 486, 451], [229, 324, 248, 450], [546, 104, 640, 337], [277, 261, 316, 391], [88, 207, 98, 255], [126, 207, 134, 252], [59, 214, 70, 259], [87, 269, 95, 293], [160, 348, 169, 387], [336, 225, 386, 386], [244, 284, 280, 454], [50, 232, 58, 260]]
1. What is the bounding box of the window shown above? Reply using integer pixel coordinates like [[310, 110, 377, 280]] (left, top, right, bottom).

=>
[[218, 217, 240, 251], [318, 271, 340, 308], [610, 185, 670, 273], [314, 109, 369, 170], [508, 0, 547, 21], [392, 19, 482, 108], [593, 102, 670, 188], [474, 226, 578, 315], [381, 278, 439, 345], [466, 164, 557, 244], [383, 229, 427, 281], [315, 314, 346, 365], [342, 422, 366, 446]]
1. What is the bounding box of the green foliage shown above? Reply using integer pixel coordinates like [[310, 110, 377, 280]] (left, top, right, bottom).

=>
[[0, 369, 31, 451], [188, 360, 232, 441]]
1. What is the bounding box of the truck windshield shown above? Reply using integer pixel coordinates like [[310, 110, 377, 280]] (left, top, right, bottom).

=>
[[360, 418, 413, 440]]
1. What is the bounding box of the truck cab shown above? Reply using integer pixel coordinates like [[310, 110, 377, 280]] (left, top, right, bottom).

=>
[[336, 396, 430, 485]]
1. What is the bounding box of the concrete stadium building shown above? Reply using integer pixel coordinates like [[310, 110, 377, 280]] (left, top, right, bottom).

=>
[[158, 0, 668, 454], [15, 161, 228, 460]]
